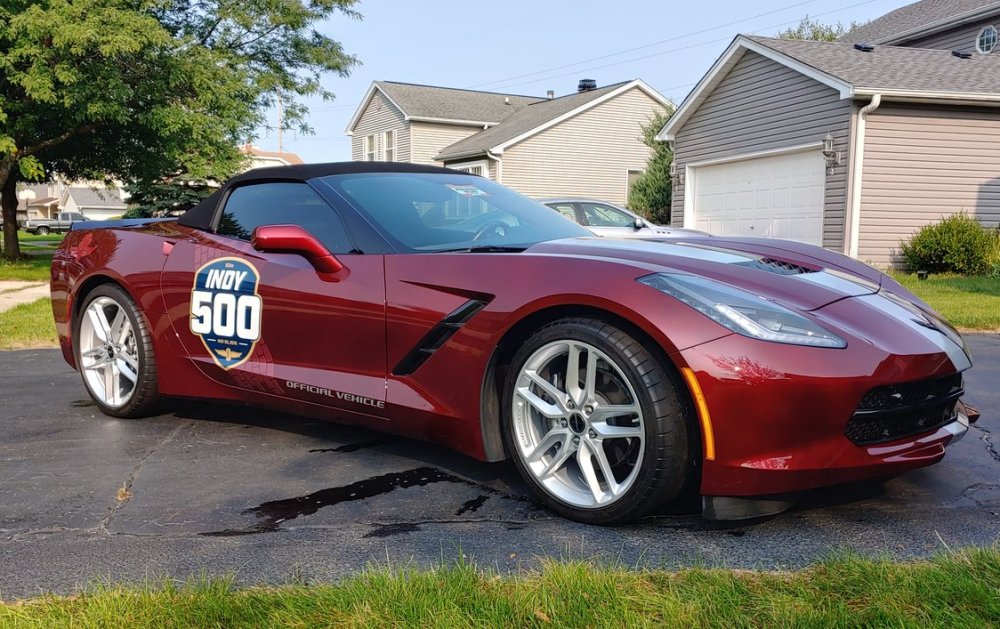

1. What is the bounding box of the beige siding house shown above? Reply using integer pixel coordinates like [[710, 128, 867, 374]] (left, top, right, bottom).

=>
[[347, 79, 671, 206], [660, 0, 1000, 267]]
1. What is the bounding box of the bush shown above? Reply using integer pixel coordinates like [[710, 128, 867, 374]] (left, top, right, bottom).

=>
[[900, 213, 998, 275]]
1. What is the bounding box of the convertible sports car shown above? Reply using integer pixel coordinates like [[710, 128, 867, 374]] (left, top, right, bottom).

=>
[[51, 163, 980, 524]]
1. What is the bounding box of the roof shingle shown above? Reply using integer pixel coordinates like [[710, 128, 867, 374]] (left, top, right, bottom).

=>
[[842, 0, 1000, 44], [748, 35, 1000, 95], [375, 81, 543, 124]]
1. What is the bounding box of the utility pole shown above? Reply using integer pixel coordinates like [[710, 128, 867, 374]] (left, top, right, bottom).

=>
[[277, 92, 284, 153]]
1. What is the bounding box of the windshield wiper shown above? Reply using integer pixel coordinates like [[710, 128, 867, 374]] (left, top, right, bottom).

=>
[[432, 245, 528, 253]]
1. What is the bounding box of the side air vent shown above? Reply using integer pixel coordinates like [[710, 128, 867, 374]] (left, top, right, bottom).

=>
[[734, 258, 815, 275], [393, 299, 489, 376]]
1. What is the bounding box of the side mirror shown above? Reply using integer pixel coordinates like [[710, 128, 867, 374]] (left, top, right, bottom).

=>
[[633, 217, 646, 230], [251, 224, 346, 279]]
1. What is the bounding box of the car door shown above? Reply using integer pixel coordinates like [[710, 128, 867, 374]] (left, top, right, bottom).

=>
[[160, 181, 388, 415], [579, 202, 640, 238]]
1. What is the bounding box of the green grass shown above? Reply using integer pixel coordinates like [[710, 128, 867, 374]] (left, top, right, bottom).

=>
[[893, 273, 1000, 330], [1, 550, 998, 628], [0, 297, 57, 349], [17, 232, 64, 242], [0, 254, 52, 282]]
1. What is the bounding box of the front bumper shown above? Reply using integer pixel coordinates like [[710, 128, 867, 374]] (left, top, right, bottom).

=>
[[677, 328, 975, 498]]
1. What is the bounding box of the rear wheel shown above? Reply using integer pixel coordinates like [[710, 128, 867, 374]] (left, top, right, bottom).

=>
[[502, 317, 689, 524], [75, 284, 161, 418], [36, 226, 50, 235]]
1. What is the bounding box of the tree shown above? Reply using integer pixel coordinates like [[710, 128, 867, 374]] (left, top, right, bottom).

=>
[[776, 16, 865, 42], [628, 109, 674, 225], [123, 177, 215, 218], [0, 0, 359, 259]]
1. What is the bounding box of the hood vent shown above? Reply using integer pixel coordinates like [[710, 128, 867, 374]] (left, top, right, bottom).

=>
[[734, 258, 815, 275]]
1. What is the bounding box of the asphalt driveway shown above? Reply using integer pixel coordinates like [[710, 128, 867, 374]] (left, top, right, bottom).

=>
[[2, 336, 998, 600]]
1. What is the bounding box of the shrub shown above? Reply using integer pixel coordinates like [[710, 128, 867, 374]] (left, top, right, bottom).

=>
[[900, 213, 997, 276]]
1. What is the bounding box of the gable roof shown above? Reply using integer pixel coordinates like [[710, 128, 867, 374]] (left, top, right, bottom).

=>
[[659, 35, 1000, 141], [65, 187, 126, 209], [435, 80, 671, 161], [842, 0, 1000, 45], [346, 81, 543, 133]]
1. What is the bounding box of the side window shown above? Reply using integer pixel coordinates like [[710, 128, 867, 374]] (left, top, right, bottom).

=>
[[548, 203, 579, 223], [216, 182, 353, 254], [581, 203, 634, 228]]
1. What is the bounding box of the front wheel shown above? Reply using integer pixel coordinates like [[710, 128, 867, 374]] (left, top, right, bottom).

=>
[[75, 284, 161, 418], [502, 318, 690, 524]]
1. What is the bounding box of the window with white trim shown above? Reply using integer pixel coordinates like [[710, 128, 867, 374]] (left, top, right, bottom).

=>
[[363, 134, 376, 161], [382, 130, 395, 162], [977, 25, 997, 54]]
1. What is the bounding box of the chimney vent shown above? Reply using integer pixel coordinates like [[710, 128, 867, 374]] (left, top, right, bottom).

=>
[[504, 96, 510, 105], [546, 90, 555, 99], [578, 78, 597, 92]]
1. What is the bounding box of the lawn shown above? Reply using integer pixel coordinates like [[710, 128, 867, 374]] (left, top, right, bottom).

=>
[[1, 550, 997, 628], [893, 273, 1000, 330], [18, 232, 65, 242], [0, 253, 52, 282], [0, 297, 58, 349]]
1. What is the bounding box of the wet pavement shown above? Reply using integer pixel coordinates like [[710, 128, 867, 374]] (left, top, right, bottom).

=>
[[2, 337, 999, 600]]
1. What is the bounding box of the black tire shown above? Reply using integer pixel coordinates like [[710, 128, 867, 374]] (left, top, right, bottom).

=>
[[36, 226, 50, 235], [501, 317, 690, 525], [74, 284, 162, 418]]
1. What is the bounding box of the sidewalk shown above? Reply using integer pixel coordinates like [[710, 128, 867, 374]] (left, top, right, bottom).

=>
[[0, 281, 49, 313]]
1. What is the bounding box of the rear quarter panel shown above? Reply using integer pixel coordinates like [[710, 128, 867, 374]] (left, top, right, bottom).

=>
[[52, 222, 184, 370]]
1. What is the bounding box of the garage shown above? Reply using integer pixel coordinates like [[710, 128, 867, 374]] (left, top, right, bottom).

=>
[[687, 149, 826, 246]]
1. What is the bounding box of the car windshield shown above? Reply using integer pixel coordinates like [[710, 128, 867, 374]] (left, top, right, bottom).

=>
[[321, 173, 591, 252]]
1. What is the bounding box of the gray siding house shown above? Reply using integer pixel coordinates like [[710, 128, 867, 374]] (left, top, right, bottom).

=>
[[346, 80, 671, 205], [661, 0, 1000, 266]]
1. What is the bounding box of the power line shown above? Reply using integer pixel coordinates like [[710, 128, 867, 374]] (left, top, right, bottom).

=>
[[466, 0, 826, 90], [481, 0, 887, 92]]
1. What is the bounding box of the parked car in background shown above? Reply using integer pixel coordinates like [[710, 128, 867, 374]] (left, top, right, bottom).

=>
[[540, 198, 707, 239], [22, 211, 89, 235]]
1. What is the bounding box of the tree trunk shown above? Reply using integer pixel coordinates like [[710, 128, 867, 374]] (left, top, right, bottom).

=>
[[1, 166, 21, 260]]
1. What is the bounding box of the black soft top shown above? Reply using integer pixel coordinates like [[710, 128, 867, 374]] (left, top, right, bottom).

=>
[[178, 161, 459, 230]]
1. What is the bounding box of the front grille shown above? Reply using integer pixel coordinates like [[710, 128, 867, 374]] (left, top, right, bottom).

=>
[[846, 374, 963, 446]]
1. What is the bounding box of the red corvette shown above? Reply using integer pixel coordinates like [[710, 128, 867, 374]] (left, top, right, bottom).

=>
[[51, 163, 979, 523]]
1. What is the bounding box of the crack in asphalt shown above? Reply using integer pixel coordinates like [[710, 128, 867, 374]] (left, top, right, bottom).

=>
[[948, 483, 1000, 509], [971, 424, 1000, 465], [94, 422, 190, 534]]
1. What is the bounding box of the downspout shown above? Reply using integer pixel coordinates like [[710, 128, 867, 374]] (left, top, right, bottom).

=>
[[486, 150, 503, 184], [848, 94, 881, 259]]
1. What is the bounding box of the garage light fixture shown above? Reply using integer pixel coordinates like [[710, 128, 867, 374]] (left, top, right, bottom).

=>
[[821, 132, 842, 174]]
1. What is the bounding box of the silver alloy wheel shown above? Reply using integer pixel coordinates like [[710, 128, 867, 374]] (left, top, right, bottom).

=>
[[511, 340, 645, 509], [78, 296, 139, 408]]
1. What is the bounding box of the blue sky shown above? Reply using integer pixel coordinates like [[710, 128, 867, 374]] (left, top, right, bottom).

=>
[[263, 0, 910, 163]]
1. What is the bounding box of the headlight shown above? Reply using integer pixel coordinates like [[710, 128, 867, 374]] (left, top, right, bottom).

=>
[[638, 273, 847, 348]]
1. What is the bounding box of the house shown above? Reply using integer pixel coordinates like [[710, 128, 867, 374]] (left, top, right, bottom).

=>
[[659, 0, 1000, 266], [240, 144, 304, 170], [346, 79, 671, 205], [61, 186, 127, 220]]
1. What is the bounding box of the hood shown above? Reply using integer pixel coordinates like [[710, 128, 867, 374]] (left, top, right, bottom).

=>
[[528, 237, 880, 312]]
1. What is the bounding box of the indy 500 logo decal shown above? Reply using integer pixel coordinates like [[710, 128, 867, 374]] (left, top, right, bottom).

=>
[[190, 257, 262, 369]]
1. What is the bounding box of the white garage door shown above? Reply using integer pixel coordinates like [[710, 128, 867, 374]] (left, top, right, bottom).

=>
[[690, 150, 825, 246]]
